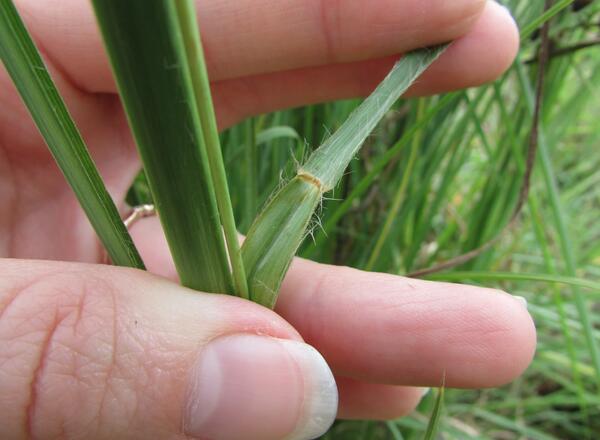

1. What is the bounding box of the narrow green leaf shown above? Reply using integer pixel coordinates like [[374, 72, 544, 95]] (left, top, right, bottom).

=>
[[91, 0, 232, 293], [244, 118, 259, 229], [302, 45, 447, 191], [366, 98, 427, 270], [520, 0, 575, 39], [540, 351, 597, 379], [173, 0, 248, 299], [242, 46, 447, 308], [468, 408, 557, 440], [256, 126, 300, 146], [0, 0, 144, 269], [427, 271, 600, 294], [423, 387, 445, 440], [386, 422, 405, 440]]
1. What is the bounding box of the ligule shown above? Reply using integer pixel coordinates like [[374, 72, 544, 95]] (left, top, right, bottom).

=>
[[242, 45, 448, 308]]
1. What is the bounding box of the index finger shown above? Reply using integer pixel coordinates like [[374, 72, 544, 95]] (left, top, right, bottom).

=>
[[277, 258, 536, 388], [16, 0, 486, 92]]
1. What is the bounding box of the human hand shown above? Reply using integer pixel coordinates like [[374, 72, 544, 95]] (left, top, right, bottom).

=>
[[0, 1, 535, 439]]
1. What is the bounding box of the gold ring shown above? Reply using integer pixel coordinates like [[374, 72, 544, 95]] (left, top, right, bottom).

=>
[[101, 204, 156, 265], [123, 204, 156, 229]]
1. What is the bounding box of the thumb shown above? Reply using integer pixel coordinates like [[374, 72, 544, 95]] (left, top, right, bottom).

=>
[[0, 259, 337, 440]]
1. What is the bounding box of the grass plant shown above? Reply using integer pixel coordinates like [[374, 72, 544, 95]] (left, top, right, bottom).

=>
[[2, 0, 599, 437]]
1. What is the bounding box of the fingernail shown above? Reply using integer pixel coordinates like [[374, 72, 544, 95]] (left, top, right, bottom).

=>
[[513, 295, 528, 310], [420, 387, 431, 398], [495, 2, 518, 26], [184, 334, 338, 440]]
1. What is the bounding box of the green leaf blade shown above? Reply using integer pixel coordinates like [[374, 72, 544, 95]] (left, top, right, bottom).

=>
[[423, 387, 445, 440], [91, 0, 232, 293], [0, 0, 144, 269], [256, 126, 300, 146], [302, 45, 448, 191], [174, 0, 248, 299]]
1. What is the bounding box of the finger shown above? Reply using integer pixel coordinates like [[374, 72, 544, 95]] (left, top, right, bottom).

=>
[[211, 1, 519, 128], [277, 258, 536, 388], [15, 0, 486, 93], [407, 0, 519, 96], [336, 377, 425, 420], [128, 214, 179, 280], [131, 216, 536, 388], [0, 260, 338, 440]]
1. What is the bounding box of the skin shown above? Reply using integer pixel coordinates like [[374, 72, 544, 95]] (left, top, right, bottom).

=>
[[0, 0, 536, 438]]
